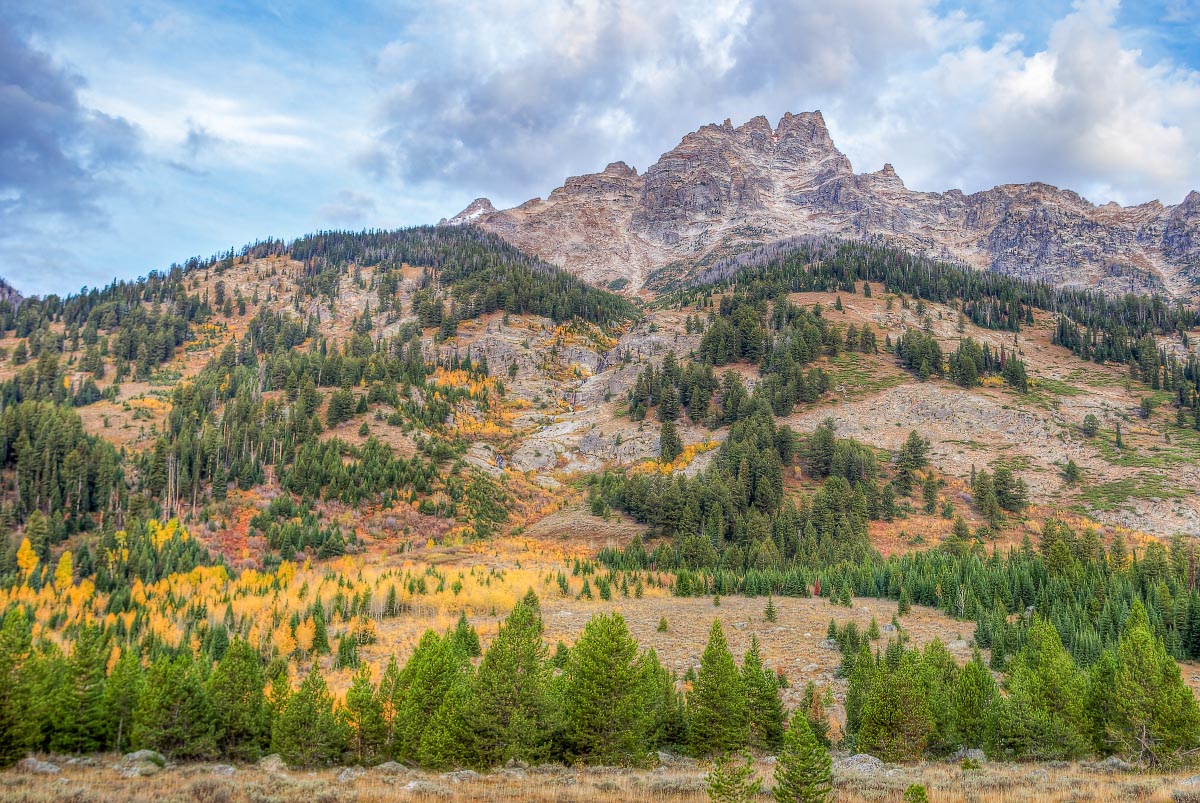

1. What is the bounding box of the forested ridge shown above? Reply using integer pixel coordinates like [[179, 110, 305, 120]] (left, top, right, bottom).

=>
[[2, 223, 1200, 782]]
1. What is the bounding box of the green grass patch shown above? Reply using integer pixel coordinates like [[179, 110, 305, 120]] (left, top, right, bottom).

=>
[[826, 352, 907, 399], [1077, 472, 1190, 512]]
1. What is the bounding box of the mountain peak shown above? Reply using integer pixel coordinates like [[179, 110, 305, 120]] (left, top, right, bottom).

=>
[[442, 197, 498, 226], [455, 110, 1200, 300]]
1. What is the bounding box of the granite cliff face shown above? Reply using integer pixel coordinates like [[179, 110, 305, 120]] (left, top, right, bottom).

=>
[[447, 112, 1200, 298]]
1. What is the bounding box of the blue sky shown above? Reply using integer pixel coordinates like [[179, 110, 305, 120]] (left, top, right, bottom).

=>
[[3, 0, 1199, 296]]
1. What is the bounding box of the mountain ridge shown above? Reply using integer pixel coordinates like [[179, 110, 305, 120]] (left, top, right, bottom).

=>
[[448, 111, 1200, 299]]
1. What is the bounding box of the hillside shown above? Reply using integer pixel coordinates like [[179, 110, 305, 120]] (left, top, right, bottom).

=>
[[3, 228, 1200, 787], [448, 112, 1200, 299]]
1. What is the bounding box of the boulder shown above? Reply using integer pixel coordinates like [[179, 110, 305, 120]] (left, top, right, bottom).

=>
[[403, 780, 451, 796], [122, 750, 165, 767], [952, 748, 986, 764], [211, 764, 236, 777], [374, 761, 408, 774], [442, 769, 481, 783], [16, 758, 60, 775], [258, 754, 288, 773], [118, 761, 160, 778], [835, 754, 884, 775], [337, 766, 366, 784]]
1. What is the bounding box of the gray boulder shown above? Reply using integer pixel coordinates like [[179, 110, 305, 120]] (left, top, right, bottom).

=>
[[257, 754, 288, 773], [122, 750, 165, 767], [337, 766, 366, 784], [16, 758, 60, 775]]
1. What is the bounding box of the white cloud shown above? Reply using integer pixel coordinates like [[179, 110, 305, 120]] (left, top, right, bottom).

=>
[[364, 0, 1200, 209]]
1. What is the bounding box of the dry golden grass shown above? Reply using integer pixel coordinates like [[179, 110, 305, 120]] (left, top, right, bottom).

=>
[[2, 756, 1196, 803]]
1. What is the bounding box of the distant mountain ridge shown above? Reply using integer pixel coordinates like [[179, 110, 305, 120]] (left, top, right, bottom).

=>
[[446, 111, 1200, 298]]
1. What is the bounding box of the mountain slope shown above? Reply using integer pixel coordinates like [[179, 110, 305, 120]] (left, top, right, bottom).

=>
[[451, 111, 1200, 298]]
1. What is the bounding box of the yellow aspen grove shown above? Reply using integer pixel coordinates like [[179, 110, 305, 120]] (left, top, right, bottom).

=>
[[16, 538, 38, 584], [54, 550, 74, 593]]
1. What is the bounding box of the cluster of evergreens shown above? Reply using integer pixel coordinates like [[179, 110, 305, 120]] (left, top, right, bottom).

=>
[[0, 593, 804, 771], [840, 606, 1200, 766]]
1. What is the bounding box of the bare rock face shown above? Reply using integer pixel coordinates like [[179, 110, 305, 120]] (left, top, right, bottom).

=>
[[448, 112, 1200, 298]]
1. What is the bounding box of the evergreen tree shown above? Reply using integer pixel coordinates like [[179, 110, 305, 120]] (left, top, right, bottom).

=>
[[393, 630, 466, 762], [995, 618, 1089, 760], [418, 674, 476, 769], [772, 716, 832, 803], [465, 599, 550, 766], [690, 620, 749, 756], [132, 655, 217, 759], [742, 636, 785, 752], [104, 649, 144, 754], [0, 609, 33, 767], [857, 653, 933, 762], [660, 420, 683, 463], [953, 652, 997, 750], [272, 666, 346, 767], [560, 612, 654, 764], [51, 625, 110, 754], [1108, 602, 1200, 765], [344, 664, 386, 766], [707, 752, 762, 803], [450, 611, 482, 657], [208, 639, 266, 761]]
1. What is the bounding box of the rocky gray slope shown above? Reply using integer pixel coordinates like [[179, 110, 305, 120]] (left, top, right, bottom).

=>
[[446, 112, 1200, 298]]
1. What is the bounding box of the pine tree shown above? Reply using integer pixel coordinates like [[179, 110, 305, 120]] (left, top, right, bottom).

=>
[[996, 617, 1089, 759], [764, 597, 778, 623], [560, 612, 653, 764], [104, 649, 144, 754], [344, 664, 386, 766], [132, 655, 217, 760], [1108, 602, 1200, 765], [953, 652, 997, 750], [690, 620, 748, 756], [707, 752, 762, 803], [660, 420, 683, 463], [450, 611, 482, 657], [0, 608, 33, 767], [393, 631, 466, 762], [418, 674, 476, 769], [272, 666, 346, 767], [857, 653, 933, 762], [209, 639, 266, 761], [772, 716, 832, 803], [309, 600, 330, 655], [743, 636, 785, 752], [465, 598, 550, 766], [51, 625, 110, 754]]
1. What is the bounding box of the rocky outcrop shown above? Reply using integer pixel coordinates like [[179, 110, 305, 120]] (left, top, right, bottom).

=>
[[449, 112, 1200, 298]]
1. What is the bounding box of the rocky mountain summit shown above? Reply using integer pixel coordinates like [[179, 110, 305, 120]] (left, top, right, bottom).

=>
[[449, 112, 1200, 298]]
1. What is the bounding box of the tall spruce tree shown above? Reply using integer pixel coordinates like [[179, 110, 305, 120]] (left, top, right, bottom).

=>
[[560, 612, 654, 764], [0, 608, 33, 767], [393, 630, 466, 762], [465, 598, 550, 766], [104, 649, 144, 754], [742, 635, 785, 752], [131, 655, 217, 760], [344, 664, 386, 766], [208, 639, 266, 761], [272, 665, 346, 767], [690, 620, 748, 756]]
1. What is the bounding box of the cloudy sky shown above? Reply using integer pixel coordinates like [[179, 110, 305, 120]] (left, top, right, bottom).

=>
[[3, 0, 1199, 296]]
